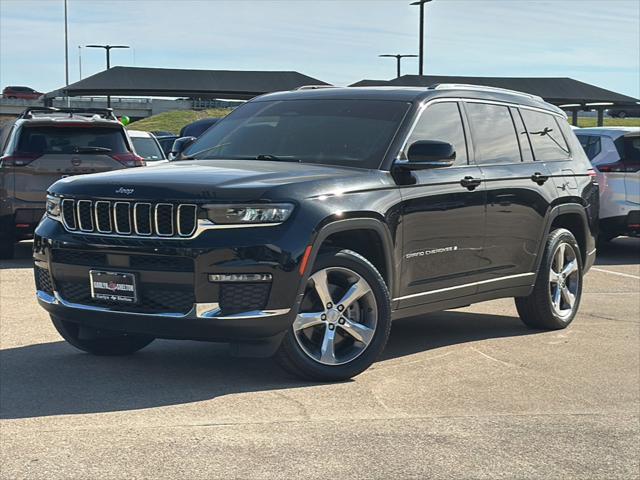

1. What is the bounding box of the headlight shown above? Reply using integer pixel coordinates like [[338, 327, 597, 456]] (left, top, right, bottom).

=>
[[203, 203, 294, 224], [46, 195, 61, 218]]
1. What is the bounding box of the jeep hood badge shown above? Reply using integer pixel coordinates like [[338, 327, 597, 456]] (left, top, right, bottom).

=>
[[115, 187, 135, 195]]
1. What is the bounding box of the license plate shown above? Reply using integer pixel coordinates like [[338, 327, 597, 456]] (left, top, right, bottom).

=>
[[90, 270, 138, 304]]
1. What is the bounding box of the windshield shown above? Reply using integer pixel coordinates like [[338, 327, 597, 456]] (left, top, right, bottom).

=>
[[16, 126, 128, 155], [185, 99, 410, 168], [131, 136, 165, 161]]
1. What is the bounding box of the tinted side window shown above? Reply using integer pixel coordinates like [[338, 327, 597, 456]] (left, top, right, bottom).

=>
[[465, 102, 521, 164], [404, 102, 468, 165], [520, 109, 570, 161], [576, 135, 601, 161]]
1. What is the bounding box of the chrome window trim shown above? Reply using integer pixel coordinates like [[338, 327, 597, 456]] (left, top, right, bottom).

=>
[[393, 272, 535, 302], [177, 204, 198, 237], [397, 97, 567, 160], [76, 200, 94, 232], [94, 200, 112, 233], [155, 203, 174, 237], [133, 202, 153, 236], [113, 201, 132, 234], [61, 199, 77, 230]]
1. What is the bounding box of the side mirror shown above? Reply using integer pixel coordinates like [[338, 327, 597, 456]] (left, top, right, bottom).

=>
[[169, 136, 196, 160], [402, 140, 456, 170]]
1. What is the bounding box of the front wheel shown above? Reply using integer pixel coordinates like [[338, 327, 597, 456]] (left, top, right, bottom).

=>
[[51, 315, 155, 355], [274, 249, 391, 381], [515, 228, 583, 330]]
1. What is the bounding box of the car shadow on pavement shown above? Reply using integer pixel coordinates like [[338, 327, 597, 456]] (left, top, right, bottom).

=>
[[0, 310, 535, 420], [595, 237, 640, 266], [0, 241, 33, 270]]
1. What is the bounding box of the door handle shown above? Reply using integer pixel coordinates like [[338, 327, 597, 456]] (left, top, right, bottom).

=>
[[531, 172, 549, 185], [460, 176, 482, 190]]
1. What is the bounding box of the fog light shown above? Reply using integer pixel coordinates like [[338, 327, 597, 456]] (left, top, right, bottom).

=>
[[208, 273, 273, 283]]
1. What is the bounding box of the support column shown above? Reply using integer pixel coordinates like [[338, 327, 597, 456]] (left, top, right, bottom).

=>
[[597, 108, 604, 127], [571, 109, 578, 126]]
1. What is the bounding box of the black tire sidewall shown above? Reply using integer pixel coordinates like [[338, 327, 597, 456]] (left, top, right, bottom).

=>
[[278, 249, 391, 381]]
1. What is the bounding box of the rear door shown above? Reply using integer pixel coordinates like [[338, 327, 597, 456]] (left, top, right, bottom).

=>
[[9, 124, 127, 204], [464, 102, 557, 287]]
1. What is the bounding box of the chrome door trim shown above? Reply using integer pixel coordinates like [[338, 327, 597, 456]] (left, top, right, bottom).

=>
[[393, 272, 535, 302]]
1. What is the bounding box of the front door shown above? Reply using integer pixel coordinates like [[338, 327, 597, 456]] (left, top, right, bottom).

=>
[[396, 101, 486, 309]]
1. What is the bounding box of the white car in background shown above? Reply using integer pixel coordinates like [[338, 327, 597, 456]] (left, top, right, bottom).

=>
[[128, 130, 167, 163], [575, 127, 640, 242]]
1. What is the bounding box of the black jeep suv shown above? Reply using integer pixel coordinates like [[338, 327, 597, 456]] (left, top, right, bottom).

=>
[[34, 85, 598, 381]]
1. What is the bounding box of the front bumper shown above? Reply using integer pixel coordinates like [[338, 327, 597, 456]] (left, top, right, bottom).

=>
[[34, 216, 309, 344], [37, 290, 292, 343]]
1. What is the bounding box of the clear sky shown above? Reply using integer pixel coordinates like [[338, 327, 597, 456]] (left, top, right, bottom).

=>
[[1, 0, 638, 98]]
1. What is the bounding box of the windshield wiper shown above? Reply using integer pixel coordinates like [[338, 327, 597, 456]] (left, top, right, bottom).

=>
[[255, 154, 300, 162], [73, 146, 112, 154]]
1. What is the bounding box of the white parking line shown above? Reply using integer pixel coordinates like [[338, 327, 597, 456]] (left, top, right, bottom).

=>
[[591, 268, 640, 280]]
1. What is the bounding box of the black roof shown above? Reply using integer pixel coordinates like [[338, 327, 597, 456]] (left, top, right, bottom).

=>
[[259, 85, 564, 114], [46, 66, 331, 100], [350, 75, 639, 107]]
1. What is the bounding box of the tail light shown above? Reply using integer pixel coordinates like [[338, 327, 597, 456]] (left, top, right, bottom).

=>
[[0, 153, 41, 167], [111, 152, 146, 167], [596, 161, 625, 173]]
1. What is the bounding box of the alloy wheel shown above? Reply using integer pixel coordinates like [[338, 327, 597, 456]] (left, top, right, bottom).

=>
[[548, 242, 580, 320], [293, 267, 378, 366]]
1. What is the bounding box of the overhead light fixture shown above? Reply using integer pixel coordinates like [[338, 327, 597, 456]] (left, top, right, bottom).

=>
[[585, 102, 614, 106]]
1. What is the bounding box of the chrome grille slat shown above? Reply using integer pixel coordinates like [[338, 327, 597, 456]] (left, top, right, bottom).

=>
[[94, 201, 112, 233], [133, 203, 153, 236], [177, 204, 198, 237], [61, 199, 77, 230], [155, 203, 174, 237], [58, 200, 197, 238], [77, 200, 94, 232], [114, 202, 132, 234]]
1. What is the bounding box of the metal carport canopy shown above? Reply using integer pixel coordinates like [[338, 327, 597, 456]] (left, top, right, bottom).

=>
[[46, 66, 331, 100], [350, 75, 639, 107]]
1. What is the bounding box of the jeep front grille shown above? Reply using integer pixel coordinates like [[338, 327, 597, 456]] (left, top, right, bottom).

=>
[[61, 200, 198, 238]]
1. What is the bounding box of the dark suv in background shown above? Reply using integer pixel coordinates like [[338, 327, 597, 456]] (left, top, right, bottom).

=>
[[34, 85, 598, 381], [0, 107, 145, 258]]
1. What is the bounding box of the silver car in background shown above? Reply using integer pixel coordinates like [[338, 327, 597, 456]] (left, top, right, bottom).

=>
[[576, 127, 640, 242], [128, 130, 167, 163]]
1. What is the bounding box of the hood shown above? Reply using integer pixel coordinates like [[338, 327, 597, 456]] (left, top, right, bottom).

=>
[[49, 159, 386, 201]]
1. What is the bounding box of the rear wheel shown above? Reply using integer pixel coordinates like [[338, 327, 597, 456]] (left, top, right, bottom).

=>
[[516, 228, 583, 330], [275, 249, 391, 381], [51, 315, 155, 355]]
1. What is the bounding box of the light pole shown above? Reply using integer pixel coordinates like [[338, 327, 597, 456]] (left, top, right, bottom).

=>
[[379, 54, 418, 78], [85, 44, 130, 107], [410, 0, 433, 76], [78, 46, 82, 80], [64, 0, 69, 105]]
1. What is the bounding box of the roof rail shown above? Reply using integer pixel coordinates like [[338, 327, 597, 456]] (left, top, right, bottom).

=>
[[295, 85, 336, 90], [19, 107, 118, 121], [429, 83, 544, 102]]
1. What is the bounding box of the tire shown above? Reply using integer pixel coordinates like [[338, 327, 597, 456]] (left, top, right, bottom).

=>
[[0, 238, 15, 260], [274, 249, 391, 381], [515, 228, 583, 330], [51, 315, 155, 356]]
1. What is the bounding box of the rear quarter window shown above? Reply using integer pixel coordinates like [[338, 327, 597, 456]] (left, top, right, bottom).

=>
[[520, 109, 571, 161]]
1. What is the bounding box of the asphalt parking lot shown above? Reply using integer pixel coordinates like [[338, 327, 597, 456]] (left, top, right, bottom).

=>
[[1, 238, 638, 480]]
